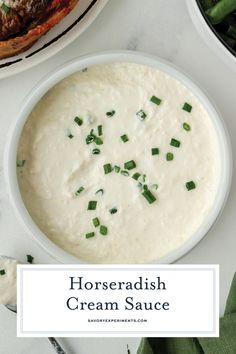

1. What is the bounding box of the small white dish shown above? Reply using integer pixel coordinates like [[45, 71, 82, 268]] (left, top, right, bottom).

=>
[[187, 0, 236, 72], [0, 0, 108, 79], [4, 51, 232, 264]]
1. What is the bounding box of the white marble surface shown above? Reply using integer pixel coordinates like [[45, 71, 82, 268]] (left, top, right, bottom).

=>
[[0, 0, 236, 353]]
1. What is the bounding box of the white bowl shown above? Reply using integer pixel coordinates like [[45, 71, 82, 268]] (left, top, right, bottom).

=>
[[187, 0, 236, 72], [4, 51, 232, 264]]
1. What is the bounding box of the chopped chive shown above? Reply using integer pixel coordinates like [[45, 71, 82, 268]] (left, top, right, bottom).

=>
[[142, 190, 156, 204], [67, 133, 74, 139], [26, 255, 34, 264], [124, 160, 136, 170], [170, 138, 181, 148], [82, 67, 88, 72], [183, 122, 191, 131], [17, 160, 26, 167], [136, 109, 147, 121], [114, 165, 121, 173], [92, 148, 100, 155], [110, 207, 118, 214], [86, 232, 95, 239], [1, 3, 11, 13], [151, 148, 159, 155], [0, 269, 6, 276], [95, 189, 104, 196], [121, 170, 129, 176], [103, 163, 112, 174], [100, 225, 108, 235], [151, 184, 158, 190], [166, 152, 174, 161], [143, 184, 148, 191], [88, 201, 97, 210], [150, 95, 162, 105], [120, 134, 129, 143], [106, 110, 115, 117], [92, 217, 100, 227], [75, 187, 84, 196], [186, 181, 196, 191], [98, 125, 103, 136], [86, 134, 94, 144], [182, 102, 192, 113], [74, 116, 83, 126], [94, 136, 103, 145], [132, 172, 141, 181], [141, 174, 146, 183]]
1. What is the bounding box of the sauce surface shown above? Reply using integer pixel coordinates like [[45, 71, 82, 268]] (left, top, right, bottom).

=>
[[0, 257, 17, 305], [17, 62, 221, 263]]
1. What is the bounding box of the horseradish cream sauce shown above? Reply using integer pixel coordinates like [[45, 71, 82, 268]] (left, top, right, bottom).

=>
[[0, 257, 17, 306], [17, 62, 221, 263]]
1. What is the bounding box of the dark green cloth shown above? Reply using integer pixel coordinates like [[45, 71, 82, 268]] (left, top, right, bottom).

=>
[[137, 273, 236, 354]]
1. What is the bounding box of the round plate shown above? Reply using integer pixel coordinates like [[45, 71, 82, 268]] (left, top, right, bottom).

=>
[[0, 0, 108, 79]]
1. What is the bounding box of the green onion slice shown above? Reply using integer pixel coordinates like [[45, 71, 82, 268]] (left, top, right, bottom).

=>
[[86, 232, 95, 239], [67, 133, 74, 139], [75, 187, 84, 196], [100, 225, 108, 235], [142, 190, 156, 204], [183, 122, 191, 131], [124, 160, 136, 170], [166, 152, 174, 161], [121, 170, 129, 176], [136, 110, 147, 121], [114, 165, 121, 173], [132, 172, 141, 181], [27, 255, 34, 264], [150, 95, 162, 105], [95, 189, 104, 196], [88, 201, 97, 210], [74, 116, 83, 126], [17, 160, 26, 167], [120, 134, 129, 143], [151, 184, 158, 190], [182, 102, 192, 112], [0, 269, 6, 276], [170, 138, 181, 148], [98, 125, 103, 136], [103, 163, 112, 174], [92, 217, 100, 227], [1, 3, 11, 13], [151, 148, 159, 155], [106, 110, 116, 117], [186, 181, 196, 191], [110, 207, 118, 214], [92, 148, 100, 155]]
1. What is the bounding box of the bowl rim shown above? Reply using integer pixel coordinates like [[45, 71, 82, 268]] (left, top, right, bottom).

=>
[[187, 0, 236, 69], [4, 50, 233, 264]]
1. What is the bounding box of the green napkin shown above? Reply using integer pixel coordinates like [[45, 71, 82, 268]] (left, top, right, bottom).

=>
[[137, 273, 236, 354]]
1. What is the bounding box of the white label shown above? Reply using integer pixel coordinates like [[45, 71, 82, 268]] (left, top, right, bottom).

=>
[[17, 265, 219, 337]]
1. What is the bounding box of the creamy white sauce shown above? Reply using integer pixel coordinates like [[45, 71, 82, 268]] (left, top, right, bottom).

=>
[[17, 62, 221, 263], [0, 257, 17, 305]]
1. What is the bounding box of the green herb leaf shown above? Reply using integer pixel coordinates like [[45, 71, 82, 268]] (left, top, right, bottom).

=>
[[183, 122, 191, 131], [100, 225, 108, 235], [86, 232, 95, 239], [166, 152, 174, 161], [26, 255, 34, 264], [74, 116, 83, 126], [0, 269, 6, 276], [106, 110, 116, 117], [182, 102, 192, 113], [170, 138, 181, 148], [120, 134, 129, 143], [150, 95, 162, 105], [142, 190, 156, 204], [151, 148, 159, 155], [186, 181, 196, 191], [136, 110, 147, 121], [88, 201, 97, 210], [103, 163, 112, 174], [124, 160, 136, 170], [92, 217, 100, 227]]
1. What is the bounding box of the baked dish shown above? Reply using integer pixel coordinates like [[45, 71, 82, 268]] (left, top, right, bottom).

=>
[[0, 0, 79, 59]]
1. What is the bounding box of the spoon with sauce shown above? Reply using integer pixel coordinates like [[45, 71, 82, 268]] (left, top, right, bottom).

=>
[[1, 256, 67, 354]]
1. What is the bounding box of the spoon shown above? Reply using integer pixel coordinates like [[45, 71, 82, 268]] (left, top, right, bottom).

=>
[[5, 303, 67, 353], [1, 255, 67, 354]]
